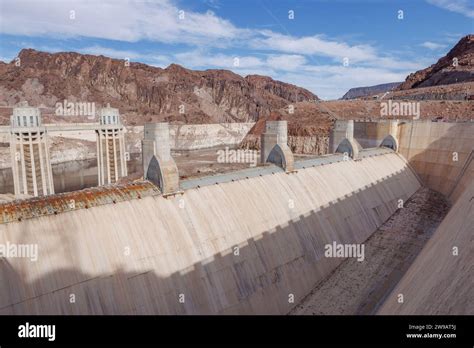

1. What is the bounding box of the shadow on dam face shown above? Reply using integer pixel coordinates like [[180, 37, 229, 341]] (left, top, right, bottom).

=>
[[0, 164, 419, 315]]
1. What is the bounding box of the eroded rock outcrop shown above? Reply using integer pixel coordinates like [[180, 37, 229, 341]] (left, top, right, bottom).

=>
[[398, 35, 474, 90], [0, 49, 317, 125]]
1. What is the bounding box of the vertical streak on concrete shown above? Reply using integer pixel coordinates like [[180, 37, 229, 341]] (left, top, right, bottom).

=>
[[19, 135, 27, 194], [9, 133, 20, 195], [100, 136, 105, 185], [119, 133, 127, 177], [112, 131, 118, 182], [105, 131, 111, 185], [447, 150, 474, 200], [45, 134, 54, 195], [38, 133, 48, 195], [406, 120, 414, 161], [96, 130, 101, 186], [29, 135, 38, 197]]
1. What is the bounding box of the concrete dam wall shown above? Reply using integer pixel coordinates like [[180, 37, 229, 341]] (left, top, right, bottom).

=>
[[0, 151, 420, 314], [397, 120, 474, 199], [354, 121, 396, 149], [117, 123, 255, 154], [41, 122, 255, 151]]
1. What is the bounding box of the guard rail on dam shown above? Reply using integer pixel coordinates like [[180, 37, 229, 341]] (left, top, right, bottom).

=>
[[0, 118, 472, 315]]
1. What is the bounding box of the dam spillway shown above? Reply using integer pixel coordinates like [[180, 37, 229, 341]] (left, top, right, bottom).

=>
[[0, 119, 472, 315], [0, 149, 420, 314], [378, 143, 474, 314]]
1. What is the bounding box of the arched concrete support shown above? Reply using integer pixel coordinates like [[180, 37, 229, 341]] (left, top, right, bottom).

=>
[[142, 123, 180, 195], [267, 143, 295, 172], [146, 155, 180, 195], [380, 134, 398, 151], [260, 121, 288, 163], [336, 137, 360, 159]]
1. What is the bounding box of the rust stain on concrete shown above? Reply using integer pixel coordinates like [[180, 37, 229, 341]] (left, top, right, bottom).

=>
[[0, 181, 160, 224]]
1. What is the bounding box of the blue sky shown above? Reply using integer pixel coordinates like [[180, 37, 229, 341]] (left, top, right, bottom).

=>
[[0, 0, 472, 99]]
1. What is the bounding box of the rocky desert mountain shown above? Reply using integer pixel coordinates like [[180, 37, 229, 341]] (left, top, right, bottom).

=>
[[341, 82, 401, 100], [341, 35, 474, 101], [0, 49, 317, 125], [398, 34, 474, 90]]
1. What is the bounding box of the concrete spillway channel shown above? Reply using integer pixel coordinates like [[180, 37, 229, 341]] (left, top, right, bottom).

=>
[[0, 120, 472, 315], [0, 147, 421, 314], [290, 187, 450, 315]]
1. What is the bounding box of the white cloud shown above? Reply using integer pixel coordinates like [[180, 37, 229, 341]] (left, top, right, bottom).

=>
[[214, 57, 419, 100], [0, 0, 245, 45], [0, 56, 14, 63], [364, 57, 429, 71], [426, 0, 474, 18], [421, 41, 446, 50], [266, 55, 306, 71], [249, 31, 430, 73], [174, 50, 265, 69], [204, 0, 221, 9], [175, 51, 309, 72], [79, 46, 172, 67], [278, 65, 411, 100], [80, 46, 145, 60], [251, 31, 378, 63]]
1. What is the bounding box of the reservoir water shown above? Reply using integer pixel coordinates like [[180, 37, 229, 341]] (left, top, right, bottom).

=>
[[0, 146, 254, 195], [0, 155, 142, 195]]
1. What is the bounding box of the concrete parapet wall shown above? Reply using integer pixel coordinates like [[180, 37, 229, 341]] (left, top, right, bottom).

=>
[[170, 123, 255, 150], [354, 120, 398, 149], [329, 120, 354, 153], [8, 122, 255, 152], [127, 123, 255, 155], [0, 152, 420, 314]]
